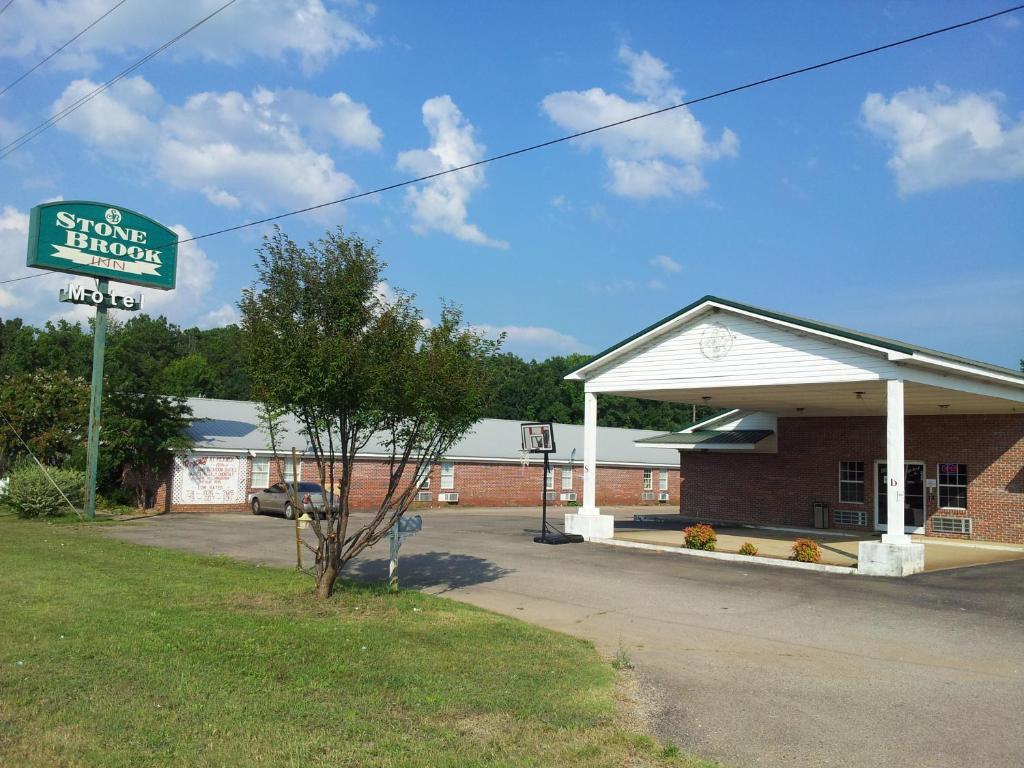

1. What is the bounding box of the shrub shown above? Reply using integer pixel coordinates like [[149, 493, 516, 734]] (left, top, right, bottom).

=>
[[5, 465, 85, 519], [683, 523, 716, 551], [738, 541, 759, 556], [791, 538, 822, 563]]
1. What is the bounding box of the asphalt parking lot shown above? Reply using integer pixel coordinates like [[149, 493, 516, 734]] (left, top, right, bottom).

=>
[[107, 508, 1024, 768]]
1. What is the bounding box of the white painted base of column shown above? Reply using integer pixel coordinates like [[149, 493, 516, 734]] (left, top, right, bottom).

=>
[[564, 509, 615, 541], [857, 541, 925, 577]]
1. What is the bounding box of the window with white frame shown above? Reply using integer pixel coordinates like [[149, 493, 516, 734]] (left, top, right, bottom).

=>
[[938, 463, 967, 509], [414, 463, 432, 489], [643, 468, 653, 490], [561, 467, 573, 490], [545, 466, 554, 490], [440, 462, 455, 490], [839, 461, 865, 503], [251, 457, 270, 488], [659, 469, 669, 492], [282, 457, 300, 483]]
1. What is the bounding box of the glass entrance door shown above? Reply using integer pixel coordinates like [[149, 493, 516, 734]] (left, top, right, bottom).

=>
[[876, 462, 926, 532]]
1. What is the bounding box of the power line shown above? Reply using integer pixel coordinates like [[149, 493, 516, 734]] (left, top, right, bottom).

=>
[[0, 0, 237, 159], [0, 0, 129, 98], [2, 3, 1021, 289], [0, 1, 15, 19]]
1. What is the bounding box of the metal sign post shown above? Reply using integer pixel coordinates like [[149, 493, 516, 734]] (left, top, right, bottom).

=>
[[26, 201, 179, 520], [389, 514, 423, 591]]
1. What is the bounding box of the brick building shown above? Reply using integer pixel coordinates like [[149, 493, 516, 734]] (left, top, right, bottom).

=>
[[565, 296, 1024, 572], [159, 397, 680, 514]]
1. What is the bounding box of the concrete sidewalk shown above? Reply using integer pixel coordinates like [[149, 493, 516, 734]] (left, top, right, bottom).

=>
[[105, 508, 1024, 768]]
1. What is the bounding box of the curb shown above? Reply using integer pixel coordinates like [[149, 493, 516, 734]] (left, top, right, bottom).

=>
[[592, 537, 859, 575]]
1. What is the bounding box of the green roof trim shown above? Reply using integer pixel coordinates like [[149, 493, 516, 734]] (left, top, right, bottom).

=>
[[635, 429, 774, 447], [570, 295, 1024, 381]]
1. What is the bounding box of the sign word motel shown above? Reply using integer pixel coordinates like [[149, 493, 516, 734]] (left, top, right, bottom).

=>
[[59, 283, 144, 312], [27, 201, 178, 290]]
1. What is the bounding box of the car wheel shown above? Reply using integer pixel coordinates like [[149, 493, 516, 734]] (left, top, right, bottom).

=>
[[251, 498, 261, 515], [283, 502, 294, 521]]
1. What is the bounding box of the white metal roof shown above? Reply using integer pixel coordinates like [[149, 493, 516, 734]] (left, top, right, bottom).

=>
[[183, 397, 680, 468]]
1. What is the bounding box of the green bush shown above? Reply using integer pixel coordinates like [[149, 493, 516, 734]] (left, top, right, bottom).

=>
[[791, 538, 822, 563], [738, 541, 759, 556], [682, 523, 716, 551], [5, 465, 85, 518]]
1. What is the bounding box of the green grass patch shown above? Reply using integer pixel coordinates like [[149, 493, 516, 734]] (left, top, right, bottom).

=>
[[0, 515, 715, 767]]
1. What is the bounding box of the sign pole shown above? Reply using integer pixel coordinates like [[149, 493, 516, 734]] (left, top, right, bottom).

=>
[[84, 278, 109, 521]]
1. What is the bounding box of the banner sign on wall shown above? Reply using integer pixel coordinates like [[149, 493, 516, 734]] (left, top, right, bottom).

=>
[[26, 201, 178, 290]]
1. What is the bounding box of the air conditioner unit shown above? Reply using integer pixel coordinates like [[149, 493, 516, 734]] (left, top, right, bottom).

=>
[[560, 492, 577, 502], [658, 492, 669, 503], [641, 491, 655, 501], [438, 492, 459, 504], [415, 491, 432, 502], [545, 490, 557, 501]]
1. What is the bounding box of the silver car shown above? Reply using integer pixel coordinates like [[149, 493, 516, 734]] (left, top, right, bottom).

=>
[[250, 481, 336, 520]]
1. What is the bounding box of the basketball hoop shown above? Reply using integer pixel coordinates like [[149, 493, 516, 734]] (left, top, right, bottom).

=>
[[520, 422, 556, 454]]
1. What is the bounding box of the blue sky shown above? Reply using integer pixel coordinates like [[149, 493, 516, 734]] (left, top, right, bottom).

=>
[[1, 1, 1022, 367]]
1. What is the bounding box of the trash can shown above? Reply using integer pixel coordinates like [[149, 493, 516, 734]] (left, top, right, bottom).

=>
[[813, 502, 829, 529]]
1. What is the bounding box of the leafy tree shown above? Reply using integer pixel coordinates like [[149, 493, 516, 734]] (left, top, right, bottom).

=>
[[0, 370, 88, 475], [241, 227, 500, 599], [162, 353, 217, 398]]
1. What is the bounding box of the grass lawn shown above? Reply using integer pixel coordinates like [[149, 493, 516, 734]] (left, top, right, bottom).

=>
[[0, 514, 715, 767]]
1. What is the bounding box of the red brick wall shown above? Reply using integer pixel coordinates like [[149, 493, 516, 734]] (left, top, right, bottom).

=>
[[159, 455, 679, 513], [679, 415, 1024, 544]]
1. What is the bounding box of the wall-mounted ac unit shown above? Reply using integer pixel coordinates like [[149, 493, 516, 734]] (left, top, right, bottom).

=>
[[560, 492, 577, 502], [545, 490, 557, 501], [932, 516, 971, 535], [438, 492, 459, 504], [658, 492, 669, 503], [641, 491, 655, 501], [415, 491, 432, 502]]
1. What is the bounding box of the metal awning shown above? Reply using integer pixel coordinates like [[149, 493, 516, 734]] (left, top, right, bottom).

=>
[[635, 429, 774, 450]]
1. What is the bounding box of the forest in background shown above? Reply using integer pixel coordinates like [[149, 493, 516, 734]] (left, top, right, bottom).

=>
[[0, 314, 716, 433]]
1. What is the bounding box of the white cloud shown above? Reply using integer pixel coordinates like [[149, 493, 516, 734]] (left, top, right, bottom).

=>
[[650, 254, 681, 273], [541, 45, 738, 198], [0, 1, 376, 75], [201, 304, 240, 328], [472, 324, 586, 358], [52, 78, 378, 214], [862, 85, 1024, 194], [397, 95, 508, 249], [0, 205, 227, 328]]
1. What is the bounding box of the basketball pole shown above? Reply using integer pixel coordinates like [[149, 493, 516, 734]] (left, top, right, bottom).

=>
[[541, 451, 549, 543]]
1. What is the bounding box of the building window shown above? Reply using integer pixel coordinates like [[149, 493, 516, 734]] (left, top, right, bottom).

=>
[[440, 462, 455, 490], [251, 457, 270, 488], [545, 466, 554, 490], [938, 463, 967, 509], [659, 470, 669, 492], [283, 457, 300, 483], [643, 468, 653, 491], [561, 467, 573, 490], [839, 461, 865, 503], [415, 463, 431, 489]]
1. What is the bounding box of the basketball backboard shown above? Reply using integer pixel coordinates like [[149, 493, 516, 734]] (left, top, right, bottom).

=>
[[520, 422, 555, 453]]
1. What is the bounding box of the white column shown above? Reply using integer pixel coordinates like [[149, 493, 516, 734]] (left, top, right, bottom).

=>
[[582, 390, 599, 513], [882, 378, 909, 544], [564, 389, 614, 539]]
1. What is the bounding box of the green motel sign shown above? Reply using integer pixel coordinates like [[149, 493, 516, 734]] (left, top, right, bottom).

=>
[[27, 200, 178, 290]]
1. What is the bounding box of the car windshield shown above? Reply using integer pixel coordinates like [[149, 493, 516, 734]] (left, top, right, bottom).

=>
[[295, 482, 323, 492]]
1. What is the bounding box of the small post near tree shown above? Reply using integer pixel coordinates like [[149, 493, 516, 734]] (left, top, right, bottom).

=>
[[522, 422, 583, 545], [240, 226, 500, 599]]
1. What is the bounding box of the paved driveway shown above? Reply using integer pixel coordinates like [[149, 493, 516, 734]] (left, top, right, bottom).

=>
[[106, 509, 1024, 768]]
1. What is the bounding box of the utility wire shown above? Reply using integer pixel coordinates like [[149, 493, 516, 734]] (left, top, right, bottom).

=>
[[0, 0, 237, 159], [0, 1, 15, 19], [0, 0, 129, 98], [2, 2, 1021, 289]]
